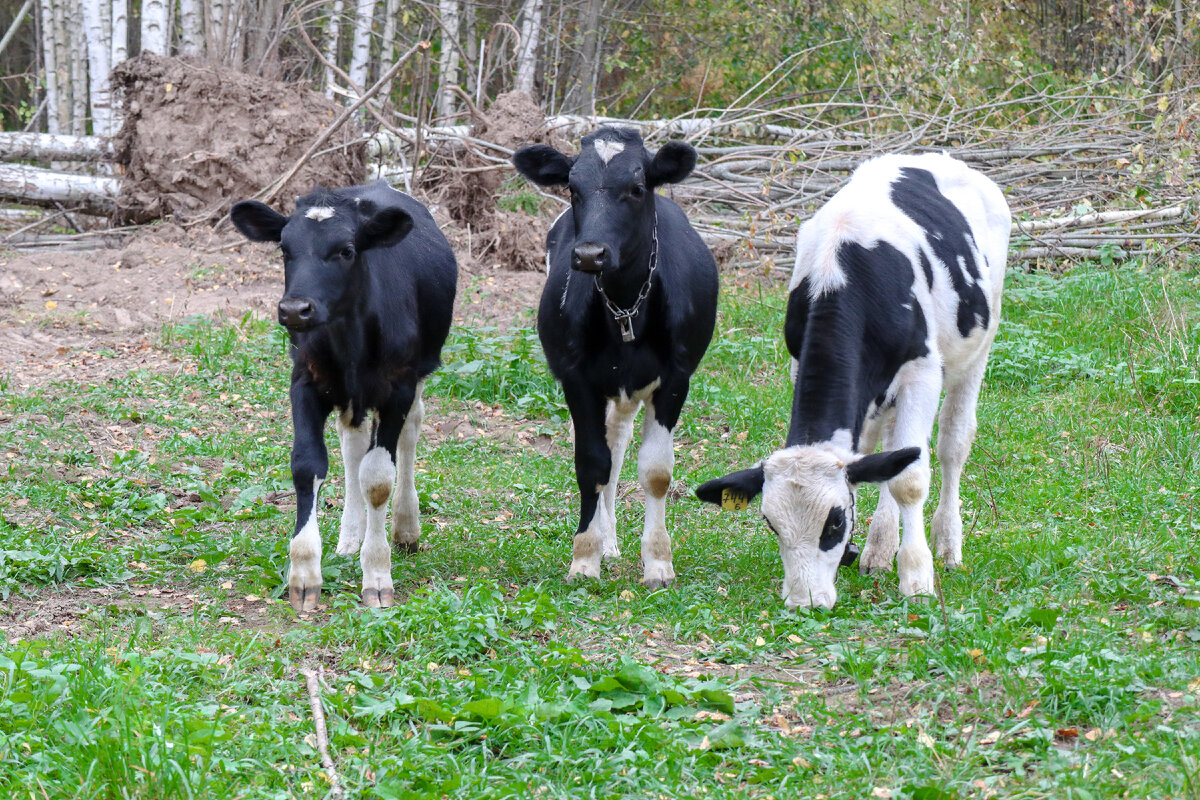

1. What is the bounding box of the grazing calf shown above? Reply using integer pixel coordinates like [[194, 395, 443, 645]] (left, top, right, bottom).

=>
[[513, 128, 719, 587], [696, 154, 1009, 609], [230, 181, 456, 612]]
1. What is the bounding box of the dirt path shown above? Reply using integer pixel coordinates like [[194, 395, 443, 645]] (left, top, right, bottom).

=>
[[0, 225, 545, 391]]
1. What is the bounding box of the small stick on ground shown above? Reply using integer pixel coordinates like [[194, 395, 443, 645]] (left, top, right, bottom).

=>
[[300, 665, 345, 800]]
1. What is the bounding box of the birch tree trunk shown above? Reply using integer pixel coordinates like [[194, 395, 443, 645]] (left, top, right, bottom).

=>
[[379, 0, 400, 98], [81, 0, 113, 136], [324, 0, 345, 98], [37, 0, 61, 134], [141, 0, 169, 54], [348, 0, 376, 92], [513, 0, 542, 97], [68, 2, 87, 134], [436, 0, 461, 119], [563, 0, 602, 113], [111, 0, 127, 64], [209, 0, 228, 58], [178, 0, 203, 56]]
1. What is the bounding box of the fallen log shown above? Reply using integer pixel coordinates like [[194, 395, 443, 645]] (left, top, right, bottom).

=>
[[0, 163, 118, 215], [0, 132, 113, 163]]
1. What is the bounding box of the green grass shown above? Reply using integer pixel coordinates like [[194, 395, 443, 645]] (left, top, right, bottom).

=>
[[1, 261, 1198, 799]]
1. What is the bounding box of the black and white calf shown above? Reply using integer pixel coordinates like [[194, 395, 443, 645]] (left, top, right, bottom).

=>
[[230, 181, 456, 612], [513, 128, 719, 587], [697, 153, 1009, 609]]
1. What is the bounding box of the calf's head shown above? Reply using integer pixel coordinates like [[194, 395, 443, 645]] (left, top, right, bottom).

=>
[[230, 192, 414, 331], [696, 445, 919, 609], [512, 128, 697, 274]]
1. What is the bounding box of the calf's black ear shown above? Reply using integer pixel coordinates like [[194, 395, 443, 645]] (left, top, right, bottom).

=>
[[695, 465, 765, 510], [356, 202, 414, 251], [230, 201, 287, 242], [646, 141, 697, 187], [845, 447, 921, 486], [512, 145, 573, 186]]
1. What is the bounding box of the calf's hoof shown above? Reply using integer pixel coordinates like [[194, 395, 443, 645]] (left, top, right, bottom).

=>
[[289, 585, 321, 614], [394, 540, 419, 555], [362, 586, 396, 608], [642, 576, 674, 591], [566, 562, 601, 582], [858, 545, 896, 576]]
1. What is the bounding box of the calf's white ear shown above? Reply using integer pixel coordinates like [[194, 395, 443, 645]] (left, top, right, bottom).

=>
[[356, 202, 414, 251], [647, 141, 697, 187], [695, 465, 765, 510], [230, 200, 287, 242], [845, 447, 921, 486], [512, 145, 574, 187]]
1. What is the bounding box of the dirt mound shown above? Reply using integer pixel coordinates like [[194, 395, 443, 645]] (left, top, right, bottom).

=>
[[111, 54, 366, 224], [425, 91, 563, 272]]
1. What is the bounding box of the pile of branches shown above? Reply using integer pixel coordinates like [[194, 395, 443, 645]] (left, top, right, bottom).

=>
[[370, 77, 1200, 268]]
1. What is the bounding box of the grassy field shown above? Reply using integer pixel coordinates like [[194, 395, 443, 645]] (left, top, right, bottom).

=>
[[1, 259, 1198, 799]]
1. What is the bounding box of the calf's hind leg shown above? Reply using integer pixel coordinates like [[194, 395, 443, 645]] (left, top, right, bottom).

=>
[[391, 380, 425, 554], [358, 386, 417, 608], [335, 407, 370, 557]]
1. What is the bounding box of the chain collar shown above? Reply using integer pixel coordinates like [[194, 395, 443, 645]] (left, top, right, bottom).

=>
[[593, 213, 659, 343]]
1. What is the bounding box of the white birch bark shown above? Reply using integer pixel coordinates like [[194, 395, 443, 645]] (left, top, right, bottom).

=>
[[141, 0, 169, 54], [37, 0, 61, 134], [348, 0, 376, 93], [81, 0, 114, 136], [111, 0, 127, 64], [0, 132, 114, 162], [178, 0, 203, 56], [0, 163, 119, 215], [379, 0, 400, 97], [68, 0, 88, 135], [324, 0, 345, 99], [436, 0, 461, 119], [50, 0, 73, 134], [208, 0, 227, 57], [513, 0, 542, 97]]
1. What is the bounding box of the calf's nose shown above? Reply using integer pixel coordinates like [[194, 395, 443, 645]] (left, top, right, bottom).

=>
[[278, 297, 315, 328], [572, 243, 607, 273]]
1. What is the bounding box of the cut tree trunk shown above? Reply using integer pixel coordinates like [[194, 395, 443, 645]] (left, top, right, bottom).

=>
[[0, 163, 119, 215], [0, 132, 113, 161]]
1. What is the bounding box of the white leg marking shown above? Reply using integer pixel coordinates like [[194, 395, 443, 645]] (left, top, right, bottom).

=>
[[638, 415, 675, 589], [932, 358, 987, 568], [887, 358, 941, 596], [290, 478, 323, 612], [359, 447, 396, 608], [335, 408, 370, 557], [600, 397, 638, 559], [391, 381, 425, 553]]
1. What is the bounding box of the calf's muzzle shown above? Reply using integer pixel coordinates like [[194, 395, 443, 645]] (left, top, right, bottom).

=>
[[572, 243, 608, 273], [278, 297, 317, 330]]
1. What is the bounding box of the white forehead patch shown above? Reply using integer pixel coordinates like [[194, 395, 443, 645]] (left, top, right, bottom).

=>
[[305, 206, 336, 221], [593, 139, 625, 164]]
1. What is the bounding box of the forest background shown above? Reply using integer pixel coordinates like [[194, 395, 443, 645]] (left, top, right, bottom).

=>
[[1, 0, 1197, 139]]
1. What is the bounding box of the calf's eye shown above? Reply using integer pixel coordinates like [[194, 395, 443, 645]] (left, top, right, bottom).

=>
[[339, 245, 355, 261], [629, 184, 646, 199]]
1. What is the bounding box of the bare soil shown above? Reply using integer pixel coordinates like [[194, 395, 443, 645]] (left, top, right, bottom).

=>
[[0, 220, 545, 392], [110, 53, 367, 223]]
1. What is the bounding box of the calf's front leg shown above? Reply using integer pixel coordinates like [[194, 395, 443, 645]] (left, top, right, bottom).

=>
[[562, 381, 611, 581], [289, 384, 332, 613]]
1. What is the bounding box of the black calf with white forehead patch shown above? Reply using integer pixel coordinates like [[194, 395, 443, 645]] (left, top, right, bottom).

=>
[[512, 128, 718, 589], [230, 180, 457, 613], [696, 153, 1010, 609]]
